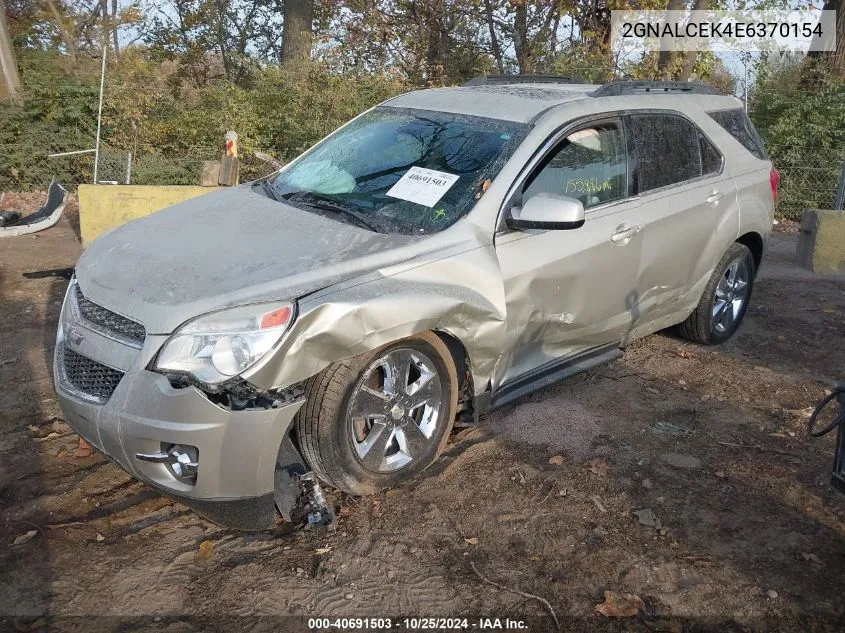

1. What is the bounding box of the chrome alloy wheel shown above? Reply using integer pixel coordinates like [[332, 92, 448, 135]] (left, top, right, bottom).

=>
[[348, 349, 443, 473], [712, 258, 750, 334]]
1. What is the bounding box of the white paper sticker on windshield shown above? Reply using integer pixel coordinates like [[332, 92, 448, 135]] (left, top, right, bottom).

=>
[[385, 166, 459, 208]]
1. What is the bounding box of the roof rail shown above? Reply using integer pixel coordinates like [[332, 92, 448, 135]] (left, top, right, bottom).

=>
[[591, 80, 723, 97], [463, 74, 586, 87]]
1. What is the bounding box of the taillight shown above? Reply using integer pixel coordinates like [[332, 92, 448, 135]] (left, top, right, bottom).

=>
[[770, 167, 780, 202]]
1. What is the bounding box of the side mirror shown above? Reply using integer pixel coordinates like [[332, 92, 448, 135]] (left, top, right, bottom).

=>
[[506, 192, 585, 231]]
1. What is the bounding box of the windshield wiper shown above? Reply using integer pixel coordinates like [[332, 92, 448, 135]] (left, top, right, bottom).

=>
[[254, 178, 281, 202], [283, 192, 383, 233]]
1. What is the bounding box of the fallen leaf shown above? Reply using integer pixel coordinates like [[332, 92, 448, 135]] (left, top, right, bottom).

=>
[[464, 537, 479, 545], [13, 530, 38, 545], [714, 470, 726, 479], [371, 499, 383, 518], [338, 506, 354, 517], [315, 547, 332, 555], [589, 458, 609, 477], [197, 540, 214, 560], [595, 591, 645, 618], [481, 178, 492, 192], [55, 447, 69, 458], [677, 350, 695, 359], [548, 455, 565, 466], [73, 446, 92, 458]]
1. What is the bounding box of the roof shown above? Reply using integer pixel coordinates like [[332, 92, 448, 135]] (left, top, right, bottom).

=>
[[383, 81, 743, 124], [384, 84, 597, 124]]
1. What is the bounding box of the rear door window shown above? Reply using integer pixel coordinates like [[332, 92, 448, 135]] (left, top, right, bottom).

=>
[[707, 108, 768, 159], [523, 122, 628, 210], [628, 114, 702, 192]]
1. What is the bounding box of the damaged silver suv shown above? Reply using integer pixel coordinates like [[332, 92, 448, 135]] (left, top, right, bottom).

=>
[[55, 78, 777, 529]]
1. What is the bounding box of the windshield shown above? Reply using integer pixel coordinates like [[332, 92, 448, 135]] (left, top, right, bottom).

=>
[[266, 107, 530, 234]]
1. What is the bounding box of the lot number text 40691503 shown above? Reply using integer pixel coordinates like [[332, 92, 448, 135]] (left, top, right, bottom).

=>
[[307, 617, 530, 630]]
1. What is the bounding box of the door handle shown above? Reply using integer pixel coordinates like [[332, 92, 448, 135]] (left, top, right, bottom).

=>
[[611, 224, 641, 245], [706, 190, 725, 206]]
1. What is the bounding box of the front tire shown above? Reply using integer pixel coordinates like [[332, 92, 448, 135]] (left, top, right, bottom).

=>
[[678, 242, 755, 345], [295, 332, 458, 495]]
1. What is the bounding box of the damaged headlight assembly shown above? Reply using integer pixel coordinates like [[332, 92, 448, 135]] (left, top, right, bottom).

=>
[[153, 301, 295, 386]]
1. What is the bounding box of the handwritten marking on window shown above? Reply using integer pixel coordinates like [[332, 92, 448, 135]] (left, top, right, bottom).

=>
[[564, 178, 613, 194]]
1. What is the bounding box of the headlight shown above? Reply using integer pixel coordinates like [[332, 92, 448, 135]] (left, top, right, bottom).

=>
[[154, 301, 294, 385]]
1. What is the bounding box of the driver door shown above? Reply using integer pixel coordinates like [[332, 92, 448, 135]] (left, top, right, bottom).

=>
[[493, 118, 643, 389]]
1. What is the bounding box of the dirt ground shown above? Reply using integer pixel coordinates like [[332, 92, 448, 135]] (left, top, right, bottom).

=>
[[1, 194, 844, 633]]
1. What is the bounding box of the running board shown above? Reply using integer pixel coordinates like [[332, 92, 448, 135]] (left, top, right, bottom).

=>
[[489, 344, 622, 411]]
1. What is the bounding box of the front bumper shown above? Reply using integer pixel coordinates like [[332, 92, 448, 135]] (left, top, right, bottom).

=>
[[56, 367, 303, 528], [53, 282, 305, 529]]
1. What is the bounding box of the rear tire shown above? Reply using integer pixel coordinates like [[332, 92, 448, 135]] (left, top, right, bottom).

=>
[[678, 242, 755, 345], [295, 332, 458, 495]]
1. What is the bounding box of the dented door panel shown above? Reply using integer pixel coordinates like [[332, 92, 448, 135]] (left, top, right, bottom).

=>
[[492, 201, 643, 388]]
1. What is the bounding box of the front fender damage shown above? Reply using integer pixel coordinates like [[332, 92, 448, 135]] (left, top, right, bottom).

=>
[[244, 242, 508, 398]]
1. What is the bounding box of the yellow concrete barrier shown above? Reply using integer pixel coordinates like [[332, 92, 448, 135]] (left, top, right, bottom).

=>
[[796, 209, 845, 273], [78, 185, 219, 245]]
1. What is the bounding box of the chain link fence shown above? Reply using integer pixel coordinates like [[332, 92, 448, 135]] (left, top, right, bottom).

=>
[[775, 156, 844, 221], [4, 124, 843, 222]]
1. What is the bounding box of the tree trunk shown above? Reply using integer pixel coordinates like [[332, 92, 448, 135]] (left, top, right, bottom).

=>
[[678, 0, 709, 80], [111, 0, 120, 58], [423, 0, 446, 84], [657, 0, 686, 77], [513, 2, 532, 74], [0, 0, 21, 101], [282, 0, 314, 67], [807, 0, 844, 78], [484, 0, 504, 74], [46, 0, 77, 63], [549, 9, 561, 60]]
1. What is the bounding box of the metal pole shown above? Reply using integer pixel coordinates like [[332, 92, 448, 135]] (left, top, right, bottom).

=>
[[834, 161, 845, 211], [744, 55, 748, 113], [48, 148, 96, 158], [125, 151, 132, 185], [93, 39, 107, 184]]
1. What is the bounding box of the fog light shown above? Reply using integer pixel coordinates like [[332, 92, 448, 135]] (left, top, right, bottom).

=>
[[135, 444, 199, 484]]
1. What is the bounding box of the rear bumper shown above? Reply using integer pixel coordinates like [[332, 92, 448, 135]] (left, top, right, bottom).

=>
[[55, 361, 304, 530]]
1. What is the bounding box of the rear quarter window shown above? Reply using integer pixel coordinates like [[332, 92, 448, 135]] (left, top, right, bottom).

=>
[[707, 108, 768, 160]]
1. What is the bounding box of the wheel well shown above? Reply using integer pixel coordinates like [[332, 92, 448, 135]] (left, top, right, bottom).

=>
[[736, 232, 764, 273], [433, 330, 472, 402]]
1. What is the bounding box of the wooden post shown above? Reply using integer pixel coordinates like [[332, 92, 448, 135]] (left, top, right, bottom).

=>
[[218, 131, 239, 186]]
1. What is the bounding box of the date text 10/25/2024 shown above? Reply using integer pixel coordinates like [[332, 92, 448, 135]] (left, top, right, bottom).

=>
[[307, 617, 530, 630]]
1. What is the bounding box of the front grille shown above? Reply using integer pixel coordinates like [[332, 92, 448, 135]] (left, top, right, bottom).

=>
[[75, 285, 145, 344], [62, 346, 125, 402]]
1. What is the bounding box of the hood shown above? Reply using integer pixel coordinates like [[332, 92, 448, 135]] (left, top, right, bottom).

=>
[[75, 186, 427, 334]]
